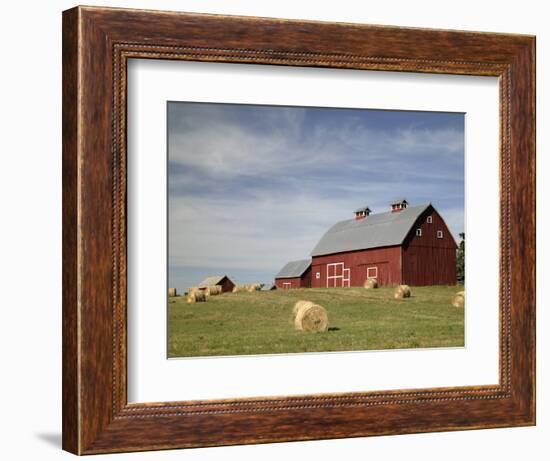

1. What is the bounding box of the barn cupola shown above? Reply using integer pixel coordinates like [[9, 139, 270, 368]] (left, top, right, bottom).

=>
[[354, 206, 371, 220], [390, 199, 408, 213]]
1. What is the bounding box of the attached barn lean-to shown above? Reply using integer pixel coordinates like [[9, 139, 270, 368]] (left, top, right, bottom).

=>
[[274, 259, 312, 289]]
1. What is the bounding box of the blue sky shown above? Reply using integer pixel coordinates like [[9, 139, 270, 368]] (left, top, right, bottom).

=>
[[168, 102, 464, 292]]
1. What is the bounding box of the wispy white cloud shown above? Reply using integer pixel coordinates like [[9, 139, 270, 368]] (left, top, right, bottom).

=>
[[169, 193, 350, 272]]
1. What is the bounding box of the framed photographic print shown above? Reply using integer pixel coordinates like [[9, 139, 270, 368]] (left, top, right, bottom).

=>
[[62, 5, 535, 455]]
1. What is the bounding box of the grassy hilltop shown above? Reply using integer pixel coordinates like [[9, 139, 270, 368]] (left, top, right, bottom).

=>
[[168, 285, 464, 358]]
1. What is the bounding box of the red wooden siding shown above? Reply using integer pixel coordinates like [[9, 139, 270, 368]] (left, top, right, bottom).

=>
[[218, 276, 235, 293], [311, 246, 402, 287], [274, 267, 311, 289], [301, 266, 312, 287], [274, 278, 300, 289], [401, 208, 457, 286]]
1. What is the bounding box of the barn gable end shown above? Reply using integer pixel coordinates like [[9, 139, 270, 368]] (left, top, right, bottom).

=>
[[401, 205, 457, 286]]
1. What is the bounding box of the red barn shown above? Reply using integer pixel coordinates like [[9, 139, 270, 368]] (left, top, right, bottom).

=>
[[309, 200, 457, 287], [198, 275, 235, 293], [274, 259, 312, 289]]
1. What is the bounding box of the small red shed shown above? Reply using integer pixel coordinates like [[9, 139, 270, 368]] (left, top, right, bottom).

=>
[[198, 275, 235, 293], [309, 200, 457, 287], [274, 259, 312, 289]]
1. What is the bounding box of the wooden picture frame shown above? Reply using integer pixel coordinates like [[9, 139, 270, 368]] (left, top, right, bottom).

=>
[[62, 5, 535, 455]]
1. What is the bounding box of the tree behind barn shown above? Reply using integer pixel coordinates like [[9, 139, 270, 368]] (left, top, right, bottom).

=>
[[456, 232, 465, 282]]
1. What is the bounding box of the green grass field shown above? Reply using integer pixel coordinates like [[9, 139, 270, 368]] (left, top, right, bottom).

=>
[[168, 285, 464, 358]]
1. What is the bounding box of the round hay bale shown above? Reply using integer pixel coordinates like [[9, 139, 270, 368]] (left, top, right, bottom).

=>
[[294, 303, 329, 332], [187, 291, 206, 303], [247, 283, 261, 292], [168, 287, 177, 297], [394, 285, 411, 299], [363, 278, 378, 289], [205, 285, 221, 296], [293, 300, 315, 318], [188, 287, 200, 295], [452, 292, 465, 308]]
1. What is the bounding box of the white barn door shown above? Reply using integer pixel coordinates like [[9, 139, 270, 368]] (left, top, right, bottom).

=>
[[343, 268, 351, 287], [326, 263, 350, 288]]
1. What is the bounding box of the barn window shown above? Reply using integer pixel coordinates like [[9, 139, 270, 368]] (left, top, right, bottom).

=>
[[367, 266, 378, 279], [316, 272, 320, 279], [427, 216, 433, 223], [437, 230, 444, 239], [416, 228, 422, 237]]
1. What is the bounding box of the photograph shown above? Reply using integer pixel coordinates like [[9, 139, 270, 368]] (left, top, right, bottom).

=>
[[167, 102, 466, 358]]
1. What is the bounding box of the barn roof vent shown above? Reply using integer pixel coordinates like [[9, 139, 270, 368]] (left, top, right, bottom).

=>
[[354, 206, 371, 220], [390, 198, 408, 213]]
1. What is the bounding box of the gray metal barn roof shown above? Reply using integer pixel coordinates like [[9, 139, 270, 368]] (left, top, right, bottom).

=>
[[310, 204, 431, 257], [198, 275, 230, 287], [275, 259, 312, 279]]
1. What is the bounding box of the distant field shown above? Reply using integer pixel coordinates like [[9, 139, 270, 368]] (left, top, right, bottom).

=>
[[167, 285, 464, 358]]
